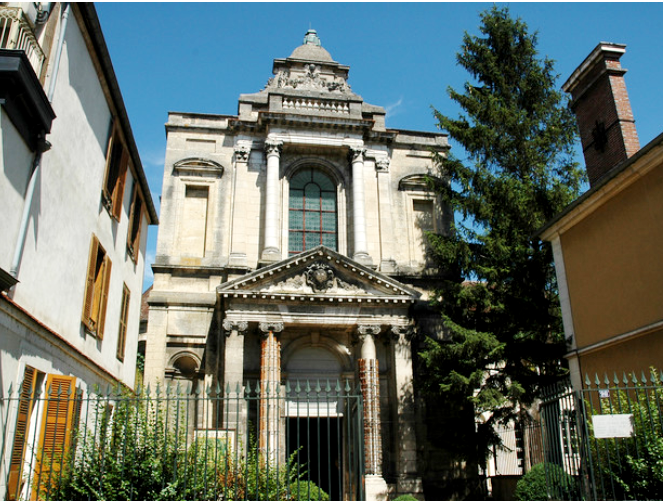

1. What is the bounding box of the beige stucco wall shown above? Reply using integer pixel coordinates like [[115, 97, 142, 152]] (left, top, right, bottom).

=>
[[561, 162, 663, 349]]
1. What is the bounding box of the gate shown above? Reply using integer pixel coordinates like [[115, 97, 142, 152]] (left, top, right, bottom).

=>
[[0, 378, 364, 501], [540, 371, 663, 501]]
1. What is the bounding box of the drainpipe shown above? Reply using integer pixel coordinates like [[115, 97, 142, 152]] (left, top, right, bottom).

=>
[[10, 2, 68, 278]]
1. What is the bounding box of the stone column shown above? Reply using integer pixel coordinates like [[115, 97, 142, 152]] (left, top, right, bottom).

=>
[[375, 157, 397, 272], [258, 321, 283, 460], [262, 139, 283, 262], [390, 325, 423, 497], [357, 325, 388, 501], [350, 147, 372, 266], [229, 145, 250, 267], [221, 320, 248, 434]]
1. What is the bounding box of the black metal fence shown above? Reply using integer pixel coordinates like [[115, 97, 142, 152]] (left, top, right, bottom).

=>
[[0, 379, 364, 501], [540, 371, 663, 501]]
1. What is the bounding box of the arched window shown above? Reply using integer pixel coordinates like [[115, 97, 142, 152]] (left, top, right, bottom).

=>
[[288, 169, 337, 254]]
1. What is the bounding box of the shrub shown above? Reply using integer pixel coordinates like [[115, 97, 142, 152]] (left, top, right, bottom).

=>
[[514, 463, 575, 501], [393, 495, 419, 501]]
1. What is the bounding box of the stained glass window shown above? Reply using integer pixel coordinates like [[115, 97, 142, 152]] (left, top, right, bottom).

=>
[[289, 169, 337, 254]]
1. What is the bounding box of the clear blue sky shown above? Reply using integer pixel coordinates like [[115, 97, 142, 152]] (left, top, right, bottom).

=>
[[94, 2, 663, 290]]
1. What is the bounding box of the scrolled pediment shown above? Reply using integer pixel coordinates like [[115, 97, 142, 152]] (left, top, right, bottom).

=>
[[173, 157, 224, 178], [398, 173, 442, 192]]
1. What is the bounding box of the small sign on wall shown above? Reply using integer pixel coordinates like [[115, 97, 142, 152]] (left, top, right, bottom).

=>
[[592, 414, 634, 438]]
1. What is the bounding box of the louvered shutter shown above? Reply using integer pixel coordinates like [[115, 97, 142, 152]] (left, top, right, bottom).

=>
[[131, 196, 143, 259], [112, 153, 128, 220], [82, 236, 99, 329], [7, 366, 37, 500], [96, 256, 112, 340], [33, 375, 76, 501]]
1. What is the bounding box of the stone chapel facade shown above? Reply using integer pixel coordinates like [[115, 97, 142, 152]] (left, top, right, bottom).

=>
[[144, 30, 450, 500]]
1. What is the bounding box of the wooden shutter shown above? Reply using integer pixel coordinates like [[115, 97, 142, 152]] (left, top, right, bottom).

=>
[[33, 375, 76, 501], [116, 285, 130, 361], [96, 256, 112, 340], [130, 194, 143, 260], [7, 366, 38, 500], [81, 236, 99, 330], [112, 153, 128, 220]]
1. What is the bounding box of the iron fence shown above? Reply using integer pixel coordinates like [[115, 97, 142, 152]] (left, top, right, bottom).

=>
[[540, 370, 663, 501], [0, 378, 364, 501]]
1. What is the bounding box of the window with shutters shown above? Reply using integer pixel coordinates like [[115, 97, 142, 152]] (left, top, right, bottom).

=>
[[33, 374, 77, 498], [126, 181, 144, 262], [7, 366, 44, 501], [288, 168, 337, 255], [116, 284, 130, 361], [101, 123, 129, 221], [82, 235, 112, 339]]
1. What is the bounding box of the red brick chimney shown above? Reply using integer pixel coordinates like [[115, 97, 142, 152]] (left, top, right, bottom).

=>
[[563, 42, 640, 187]]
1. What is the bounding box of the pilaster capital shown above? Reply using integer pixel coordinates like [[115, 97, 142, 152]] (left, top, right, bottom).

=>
[[258, 322, 284, 335], [264, 139, 283, 157], [349, 147, 366, 164], [375, 157, 390, 172], [234, 145, 250, 163], [390, 325, 414, 343], [223, 320, 249, 336]]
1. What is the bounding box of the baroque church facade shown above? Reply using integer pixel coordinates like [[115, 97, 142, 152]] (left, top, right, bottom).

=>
[[144, 30, 450, 500]]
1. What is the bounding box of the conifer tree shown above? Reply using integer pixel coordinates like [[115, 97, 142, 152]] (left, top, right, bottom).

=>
[[420, 6, 585, 457]]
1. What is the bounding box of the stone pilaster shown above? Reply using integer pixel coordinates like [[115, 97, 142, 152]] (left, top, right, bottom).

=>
[[350, 147, 372, 266], [229, 145, 251, 267], [258, 321, 283, 459], [262, 139, 283, 262], [375, 156, 397, 272], [221, 320, 248, 433], [390, 325, 423, 497]]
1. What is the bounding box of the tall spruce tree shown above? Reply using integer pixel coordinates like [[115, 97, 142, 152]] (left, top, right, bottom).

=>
[[420, 6, 585, 458]]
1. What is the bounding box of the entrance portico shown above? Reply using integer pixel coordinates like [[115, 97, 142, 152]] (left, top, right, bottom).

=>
[[218, 246, 422, 500]]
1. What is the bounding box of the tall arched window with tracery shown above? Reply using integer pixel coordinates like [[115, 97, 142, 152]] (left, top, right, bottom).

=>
[[288, 168, 337, 254]]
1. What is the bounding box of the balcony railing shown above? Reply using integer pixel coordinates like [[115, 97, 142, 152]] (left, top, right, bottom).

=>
[[0, 6, 45, 78]]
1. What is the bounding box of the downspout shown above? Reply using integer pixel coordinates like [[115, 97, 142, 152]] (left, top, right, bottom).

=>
[[10, 2, 68, 278]]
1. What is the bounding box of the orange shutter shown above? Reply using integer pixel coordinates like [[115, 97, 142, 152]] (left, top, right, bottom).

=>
[[32, 375, 76, 501], [131, 196, 143, 259], [7, 366, 38, 500], [96, 256, 112, 340], [112, 153, 128, 220], [81, 236, 99, 330], [116, 285, 130, 361]]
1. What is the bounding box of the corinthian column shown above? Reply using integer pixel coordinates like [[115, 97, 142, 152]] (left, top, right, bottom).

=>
[[350, 147, 372, 266], [262, 139, 283, 262], [258, 321, 283, 460]]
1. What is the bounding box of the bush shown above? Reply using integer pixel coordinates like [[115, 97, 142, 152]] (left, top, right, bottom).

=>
[[514, 463, 575, 501], [393, 495, 419, 501]]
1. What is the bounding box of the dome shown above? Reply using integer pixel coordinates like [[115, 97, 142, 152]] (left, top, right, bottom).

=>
[[288, 29, 334, 62]]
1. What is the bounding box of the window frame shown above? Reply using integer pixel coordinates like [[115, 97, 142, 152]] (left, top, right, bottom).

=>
[[101, 122, 129, 221], [82, 235, 112, 339], [288, 168, 338, 255]]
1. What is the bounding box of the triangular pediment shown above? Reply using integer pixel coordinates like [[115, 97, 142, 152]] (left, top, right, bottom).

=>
[[218, 246, 419, 304]]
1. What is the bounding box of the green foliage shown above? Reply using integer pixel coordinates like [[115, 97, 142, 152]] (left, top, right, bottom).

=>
[[589, 372, 663, 499], [514, 463, 574, 501], [420, 5, 585, 460], [393, 495, 420, 501], [51, 389, 328, 501]]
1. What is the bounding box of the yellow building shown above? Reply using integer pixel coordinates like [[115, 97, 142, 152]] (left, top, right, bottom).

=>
[[540, 43, 663, 389]]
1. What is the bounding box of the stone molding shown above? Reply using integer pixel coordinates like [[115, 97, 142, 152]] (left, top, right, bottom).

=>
[[234, 145, 250, 163], [349, 147, 366, 163], [357, 324, 381, 338], [375, 157, 390, 172], [390, 325, 414, 342]]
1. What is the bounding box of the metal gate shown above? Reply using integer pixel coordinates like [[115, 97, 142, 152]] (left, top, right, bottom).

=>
[[540, 371, 663, 501], [0, 379, 365, 501]]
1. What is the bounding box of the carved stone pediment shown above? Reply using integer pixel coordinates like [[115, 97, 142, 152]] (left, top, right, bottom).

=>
[[217, 246, 419, 304]]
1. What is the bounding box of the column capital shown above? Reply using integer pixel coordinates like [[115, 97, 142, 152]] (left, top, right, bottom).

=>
[[375, 157, 390, 172], [223, 320, 249, 336], [390, 325, 414, 343], [357, 324, 381, 340], [234, 145, 250, 163], [258, 322, 284, 335], [349, 147, 366, 163], [264, 139, 283, 157]]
